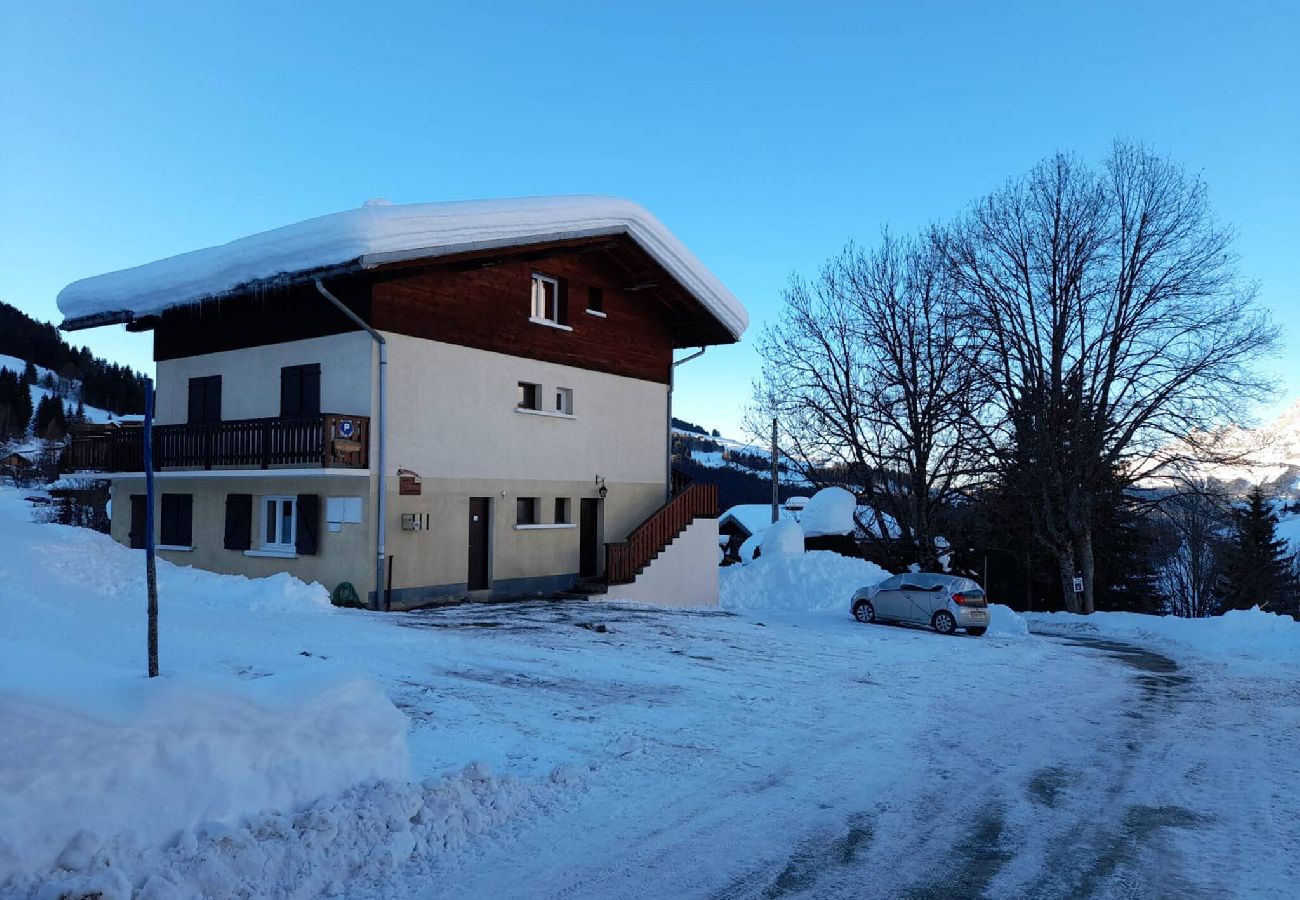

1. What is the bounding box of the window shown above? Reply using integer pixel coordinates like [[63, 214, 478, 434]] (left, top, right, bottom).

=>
[[262, 496, 297, 550], [586, 286, 604, 313], [160, 493, 193, 547], [530, 273, 568, 327], [516, 497, 539, 525], [281, 364, 321, 417], [555, 387, 573, 415], [517, 381, 541, 410], [187, 376, 222, 424], [554, 497, 571, 524]]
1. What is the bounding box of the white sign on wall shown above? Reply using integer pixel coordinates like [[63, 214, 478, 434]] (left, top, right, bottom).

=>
[[1072, 576, 1084, 594], [326, 496, 363, 528]]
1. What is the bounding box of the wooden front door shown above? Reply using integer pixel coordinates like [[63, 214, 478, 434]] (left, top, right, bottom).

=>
[[467, 497, 491, 591], [579, 498, 601, 578]]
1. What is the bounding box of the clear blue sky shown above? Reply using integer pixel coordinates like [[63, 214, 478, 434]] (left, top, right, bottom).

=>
[[2, 1, 1296, 437]]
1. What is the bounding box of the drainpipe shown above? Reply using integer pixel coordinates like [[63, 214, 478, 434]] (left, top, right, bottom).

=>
[[314, 279, 388, 611], [667, 347, 706, 501]]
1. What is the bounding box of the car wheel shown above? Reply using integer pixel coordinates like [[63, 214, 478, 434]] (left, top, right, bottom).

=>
[[932, 610, 957, 635], [966, 626, 987, 637], [852, 600, 875, 624]]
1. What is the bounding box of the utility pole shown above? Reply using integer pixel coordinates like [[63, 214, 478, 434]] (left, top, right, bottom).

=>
[[770, 417, 779, 524], [143, 378, 158, 678]]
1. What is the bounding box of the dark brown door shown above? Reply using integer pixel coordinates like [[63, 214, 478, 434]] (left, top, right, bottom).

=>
[[579, 498, 601, 578], [467, 498, 491, 591]]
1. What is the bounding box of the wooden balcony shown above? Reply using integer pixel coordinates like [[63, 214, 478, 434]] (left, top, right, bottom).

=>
[[66, 414, 370, 473]]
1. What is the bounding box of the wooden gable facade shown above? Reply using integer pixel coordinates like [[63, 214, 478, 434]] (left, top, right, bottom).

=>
[[144, 236, 736, 383]]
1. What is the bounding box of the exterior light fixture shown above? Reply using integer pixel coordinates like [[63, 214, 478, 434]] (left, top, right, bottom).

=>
[[595, 475, 608, 500]]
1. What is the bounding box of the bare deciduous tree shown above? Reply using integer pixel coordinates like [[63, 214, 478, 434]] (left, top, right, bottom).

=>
[[942, 141, 1278, 612], [750, 233, 982, 568]]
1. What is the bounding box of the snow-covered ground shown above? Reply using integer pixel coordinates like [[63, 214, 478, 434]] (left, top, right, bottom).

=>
[[2, 484, 1298, 897]]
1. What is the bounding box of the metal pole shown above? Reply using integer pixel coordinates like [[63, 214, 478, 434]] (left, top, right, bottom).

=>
[[144, 378, 158, 678], [770, 417, 779, 524], [314, 279, 387, 611]]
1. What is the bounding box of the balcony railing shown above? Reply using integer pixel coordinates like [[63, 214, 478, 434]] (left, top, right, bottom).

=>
[[67, 413, 370, 472]]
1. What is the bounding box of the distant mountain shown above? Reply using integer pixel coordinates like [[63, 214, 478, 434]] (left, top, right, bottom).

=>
[[1165, 399, 1300, 497]]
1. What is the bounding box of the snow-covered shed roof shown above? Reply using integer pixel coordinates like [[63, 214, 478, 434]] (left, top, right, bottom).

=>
[[56, 196, 748, 339], [719, 504, 796, 538]]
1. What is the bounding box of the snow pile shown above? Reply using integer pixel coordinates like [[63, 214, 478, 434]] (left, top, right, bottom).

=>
[[57, 196, 747, 339], [1025, 607, 1300, 668], [759, 518, 805, 559], [4, 762, 585, 899], [800, 486, 856, 537], [722, 550, 890, 613], [988, 604, 1031, 639], [0, 640, 408, 886]]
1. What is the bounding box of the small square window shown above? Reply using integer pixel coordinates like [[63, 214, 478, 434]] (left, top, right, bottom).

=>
[[517, 382, 541, 410], [587, 286, 604, 313], [555, 387, 573, 415], [516, 497, 539, 525], [554, 497, 571, 524]]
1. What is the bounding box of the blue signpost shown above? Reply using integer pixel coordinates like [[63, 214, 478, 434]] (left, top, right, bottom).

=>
[[143, 378, 158, 677]]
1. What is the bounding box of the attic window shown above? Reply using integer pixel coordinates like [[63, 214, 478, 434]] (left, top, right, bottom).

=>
[[517, 382, 541, 410], [530, 273, 569, 328], [586, 286, 604, 315]]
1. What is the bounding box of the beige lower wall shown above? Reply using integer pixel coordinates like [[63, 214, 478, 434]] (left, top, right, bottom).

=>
[[385, 477, 664, 603], [599, 518, 721, 608], [107, 472, 666, 605], [109, 474, 376, 596]]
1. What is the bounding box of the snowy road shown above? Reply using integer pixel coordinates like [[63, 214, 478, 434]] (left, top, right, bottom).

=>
[[386, 604, 1300, 899]]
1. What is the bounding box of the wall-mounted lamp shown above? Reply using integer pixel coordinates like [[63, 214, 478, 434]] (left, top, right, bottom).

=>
[[594, 475, 608, 500]]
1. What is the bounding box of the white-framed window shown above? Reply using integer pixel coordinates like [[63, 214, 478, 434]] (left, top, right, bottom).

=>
[[555, 387, 573, 415], [261, 495, 297, 551], [530, 273, 561, 325]]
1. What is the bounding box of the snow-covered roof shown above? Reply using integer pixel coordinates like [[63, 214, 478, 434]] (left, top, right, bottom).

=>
[[720, 504, 795, 538], [56, 196, 748, 339]]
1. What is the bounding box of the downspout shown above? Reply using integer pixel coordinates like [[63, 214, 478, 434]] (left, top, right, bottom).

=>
[[667, 347, 707, 501], [314, 279, 388, 611]]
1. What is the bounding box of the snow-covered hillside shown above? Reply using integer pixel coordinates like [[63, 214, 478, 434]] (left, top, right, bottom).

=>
[[673, 425, 813, 487], [1161, 397, 1300, 496], [0, 353, 135, 453]]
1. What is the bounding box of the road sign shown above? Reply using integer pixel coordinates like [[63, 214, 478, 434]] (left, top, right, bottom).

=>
[[1072, 576, 1084, 593]]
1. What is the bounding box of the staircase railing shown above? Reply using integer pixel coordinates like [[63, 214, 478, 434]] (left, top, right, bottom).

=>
[[605, 482, 718, 584]]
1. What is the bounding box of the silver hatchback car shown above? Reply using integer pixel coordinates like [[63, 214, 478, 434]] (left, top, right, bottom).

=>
[[851, 573, 989, 636]]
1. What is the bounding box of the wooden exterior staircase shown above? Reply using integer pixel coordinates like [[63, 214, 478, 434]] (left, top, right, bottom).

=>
[[604, 482, 719, 585]]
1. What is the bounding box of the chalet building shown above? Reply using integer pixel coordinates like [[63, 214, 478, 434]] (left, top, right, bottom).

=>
[[58, 197, 746, 608]]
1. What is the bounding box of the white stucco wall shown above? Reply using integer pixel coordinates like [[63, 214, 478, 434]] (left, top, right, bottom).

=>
[[383, 333, 668, 486], [153, 332, 374, 425], [599, 518, 721, 608]]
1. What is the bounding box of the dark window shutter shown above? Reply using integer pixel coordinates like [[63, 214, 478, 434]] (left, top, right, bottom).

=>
[[188, 377, 221, 424], [281, 366, 301, 417], [224, 493, 252, 550], [188, 380, 202, 424], [160, 494, 193, 546], [557, 280, 569, 325], [129, 494, 146, 549], [296, 493, 320, 556], [205, 380, 221, 424], [302, 364, 320, 416]]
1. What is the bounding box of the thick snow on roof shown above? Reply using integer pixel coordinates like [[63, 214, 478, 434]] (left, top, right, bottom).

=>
[[56, 196, 748, 338]]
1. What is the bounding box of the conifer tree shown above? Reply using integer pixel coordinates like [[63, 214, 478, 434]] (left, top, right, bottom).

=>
[[1216, 487, 1300, 616]]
